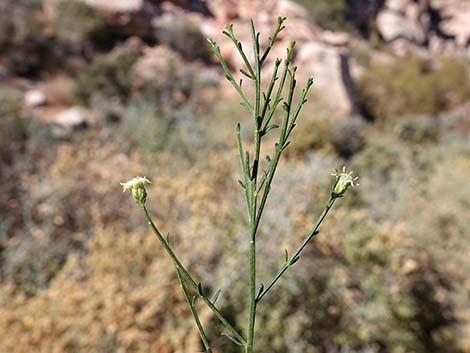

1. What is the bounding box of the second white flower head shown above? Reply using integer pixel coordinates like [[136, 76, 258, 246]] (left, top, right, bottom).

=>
[[331, 166, 359, 198], [120, 176, 151, 192], [120, 176, 151, 206]]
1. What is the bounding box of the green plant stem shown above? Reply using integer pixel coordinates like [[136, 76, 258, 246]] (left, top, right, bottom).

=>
[[246, 19, 261, 353], [209, 19, 315, 353], [175, 267, 213, 353], [255, 77, 313, 232], [141, 205, 247, 346], [256, 196, 336, 303], [207, 38, 254, 114]]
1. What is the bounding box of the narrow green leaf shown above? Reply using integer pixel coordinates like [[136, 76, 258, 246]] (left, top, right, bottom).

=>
[[221, 333, 245, 346], [211, 289, 222, 304], [263, 124, 279, 135], [290, 255, 300, 265], [256, 283, 264, 301], [284, 248, 288, 263], [245, 151, 250, 175], [197, 282, 204, 296], [240, 69, 253, 79]]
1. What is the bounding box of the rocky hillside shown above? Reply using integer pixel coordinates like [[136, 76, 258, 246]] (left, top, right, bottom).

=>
[[1, 0, 469, 121], [0, 1, 469, 353]]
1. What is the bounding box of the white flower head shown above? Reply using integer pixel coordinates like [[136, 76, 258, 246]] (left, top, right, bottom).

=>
[[120, 176, 151, 192], [120, 176, 151, 206], [331, 166, 359, 198]]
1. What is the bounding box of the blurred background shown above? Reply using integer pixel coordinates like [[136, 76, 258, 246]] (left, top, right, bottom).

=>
[[0, 0, 469, 352]]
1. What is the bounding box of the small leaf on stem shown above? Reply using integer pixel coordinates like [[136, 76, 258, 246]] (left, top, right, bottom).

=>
[[211, 289, 222, 304], [240, 69, 253, 79], [290, 255, 300, 265], [221, 333, 245, 346], [197, 282, 204, 296], [256, 283, 264, 301]]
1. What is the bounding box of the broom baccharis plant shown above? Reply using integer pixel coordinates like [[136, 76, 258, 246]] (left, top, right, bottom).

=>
[[121, 18, 358, 353]]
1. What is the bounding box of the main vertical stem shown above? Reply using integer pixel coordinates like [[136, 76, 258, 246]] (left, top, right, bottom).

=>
[[246, 226, 256, 353], [247, 19, 261, 353]]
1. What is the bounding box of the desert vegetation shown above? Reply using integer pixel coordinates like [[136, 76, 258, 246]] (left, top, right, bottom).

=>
[[0, 0, 469, 352]]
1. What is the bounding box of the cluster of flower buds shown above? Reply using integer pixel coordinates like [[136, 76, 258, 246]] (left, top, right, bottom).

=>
[[120, 176, 151, 206]]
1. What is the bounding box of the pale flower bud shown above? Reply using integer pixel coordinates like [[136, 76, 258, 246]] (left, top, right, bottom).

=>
[[120, 176, 151, 206], [331, 166, 359, 198]]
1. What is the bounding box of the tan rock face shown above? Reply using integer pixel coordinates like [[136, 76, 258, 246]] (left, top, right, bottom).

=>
[[83, 0, 144, 13], [376, 0, 470, 52], [132, 46, 184, 83], [432, 0, 470, 48], [376, 1, 427, 45], [297, 42, 357, 115]]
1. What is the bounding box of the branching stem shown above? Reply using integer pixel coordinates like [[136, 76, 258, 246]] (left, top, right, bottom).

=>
[[175, 267, 213, 353], [142, 206, 246, 346], [256, 196, 336, 303]]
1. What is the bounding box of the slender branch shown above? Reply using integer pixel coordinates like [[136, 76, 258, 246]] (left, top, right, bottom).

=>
[[256, 196, 336, 303], [260, 17, 287, 65], [207, 39, 254, 114], [236, 124, 252, 215], [255, 77, 313, 232], [285, 78, 314, 141], [254, 68, 298, 233], [223, 24, 256, 79], [259, 58, 281, 134], [261, 41, 295, 132], [141, 206, 247, 345], [175, 267, 213, 353]]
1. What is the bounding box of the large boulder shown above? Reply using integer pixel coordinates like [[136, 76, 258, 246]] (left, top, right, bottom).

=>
[[52, 107, 89, 139], [432, 0, 470, 48], [84, 0, 143, 12], [377, 0, 470, 51], [24, 90, 47, 108], [376, 1, 427, 45], [297, 42, 358, 115]]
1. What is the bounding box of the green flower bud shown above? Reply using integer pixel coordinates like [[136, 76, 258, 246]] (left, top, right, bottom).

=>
[[120, 176, 151, 206], [331, 166, 359, 198]]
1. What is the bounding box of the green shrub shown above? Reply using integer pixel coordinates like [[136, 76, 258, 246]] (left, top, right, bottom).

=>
[[155, 17, 212, 62], [53, 0, 112, 48], [0, 88, 22, 118], [293, 0, 353, 32], [0, 89, 29, 241], [357, 55, 470, 122], [0, 0, 41, 47], [117, 99, 174, 153], [396, 115, 440, 144], [88, 57, 219, 159], [73, 51, 137, 105], [287, 114, 335, 156], [2, 238, 68, 296], [207, 213, 461, 353], [330, 116, 366, 158], [0, 0, 63, 76], [287, 113, 365, 158]]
